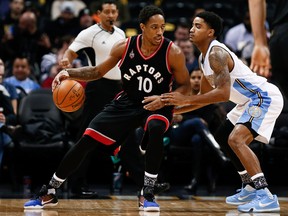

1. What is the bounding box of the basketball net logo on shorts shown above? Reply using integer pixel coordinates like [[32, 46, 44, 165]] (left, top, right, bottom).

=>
[[248, 106, 262, 118]]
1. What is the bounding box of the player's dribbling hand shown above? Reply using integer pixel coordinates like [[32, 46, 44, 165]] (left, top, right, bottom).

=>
[[51, 70, 70, 92], [143, 95, 165, 111]]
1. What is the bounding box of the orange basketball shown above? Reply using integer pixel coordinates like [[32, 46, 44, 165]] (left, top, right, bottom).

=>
[[53, 79, 85, 112]]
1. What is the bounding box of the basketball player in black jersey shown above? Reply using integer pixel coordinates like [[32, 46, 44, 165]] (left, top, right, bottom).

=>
[[24, 5, 191, 212]]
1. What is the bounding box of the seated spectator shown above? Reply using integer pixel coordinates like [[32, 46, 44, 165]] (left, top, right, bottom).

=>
[[224, 8, 253, 56], [23, 0, 51, 34], [0, 0, 25, 43], [173, 21, 190, 46], [1, 10, 52, 80], [4, 56, 41, 95], [50, 0, 86, 20], [45, 0, 80, 48], [224, 7, 269, 65], [0, 58, 18, 114], [73, 7, 95, 35], [0, 84, 17, 173], [40, 35, 86, 89], [178, 39, 198, 73], [167, 69, 227, 194]]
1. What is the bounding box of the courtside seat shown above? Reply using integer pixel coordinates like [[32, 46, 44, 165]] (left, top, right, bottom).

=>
[[8, 89, 74, 190]]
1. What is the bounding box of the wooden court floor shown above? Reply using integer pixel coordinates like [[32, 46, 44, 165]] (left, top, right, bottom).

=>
[[1, 196, 288, 216]]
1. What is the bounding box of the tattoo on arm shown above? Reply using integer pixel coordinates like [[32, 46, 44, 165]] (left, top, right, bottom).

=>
[[209, 47, 231, 88], [67, 66, 101, 81]]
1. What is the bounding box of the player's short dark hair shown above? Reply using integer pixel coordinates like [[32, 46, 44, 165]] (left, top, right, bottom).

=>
[[196, 11, 223, 37], [138, 5, 165, 25]]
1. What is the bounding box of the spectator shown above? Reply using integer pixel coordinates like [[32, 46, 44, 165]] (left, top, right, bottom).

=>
[[1, 11, 52, 80], [0, 58, 18, 114], [224, 8, 254, 57], [40, 35, 80, 88], [23, 0, 51, 33], [73, 8, 95, 35], [50, 0, 86, 20], [173, 21, 190, 46], [0, 84, 17, 173], [0, 0, 25, 43], [4, 56, 40, 95], [178, 39, 198, 73], [45, 1, 80, 48], [224, 7, 269, 65]]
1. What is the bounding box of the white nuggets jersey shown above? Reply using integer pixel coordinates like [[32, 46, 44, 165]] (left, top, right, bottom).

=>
[[200, 40, 284, 144], [69, 24, 126, 80]]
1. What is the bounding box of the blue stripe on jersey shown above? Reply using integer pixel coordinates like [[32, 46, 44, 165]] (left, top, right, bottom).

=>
[[233, 79, 271, 132]]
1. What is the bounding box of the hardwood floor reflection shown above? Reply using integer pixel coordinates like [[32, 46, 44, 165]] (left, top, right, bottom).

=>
[[1, 197, 288, 216]]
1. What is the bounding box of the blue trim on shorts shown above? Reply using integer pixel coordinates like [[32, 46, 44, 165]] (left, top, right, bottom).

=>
[[233, 79, 271, 132]]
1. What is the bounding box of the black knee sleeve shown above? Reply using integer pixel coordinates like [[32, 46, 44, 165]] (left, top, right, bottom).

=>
[[145, 119, 166, 175]]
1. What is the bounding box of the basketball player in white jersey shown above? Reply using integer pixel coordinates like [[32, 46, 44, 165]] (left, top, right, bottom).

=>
[[157, 11, 283, 213]]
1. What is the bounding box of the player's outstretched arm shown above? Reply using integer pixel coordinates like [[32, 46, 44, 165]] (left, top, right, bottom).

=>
[[161, 46, 231, 107]]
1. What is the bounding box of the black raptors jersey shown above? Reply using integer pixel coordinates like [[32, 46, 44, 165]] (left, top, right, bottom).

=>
[[119, 35, 174, 104]]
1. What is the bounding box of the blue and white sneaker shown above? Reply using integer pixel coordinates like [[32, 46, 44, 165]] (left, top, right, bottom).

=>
[[226, 185, 256, 205], [238, 188, 280, 213], [24, 185, 58, 209], [143, 199, 160, 212]]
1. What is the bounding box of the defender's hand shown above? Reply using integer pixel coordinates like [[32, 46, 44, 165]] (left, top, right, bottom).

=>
[[143, 95, 165, 111], [161, 92, 190, 106]]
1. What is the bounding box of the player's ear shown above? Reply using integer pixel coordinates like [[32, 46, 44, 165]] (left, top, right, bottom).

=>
[[140, 23, 145, 31], [208, 29, 215, 37]]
